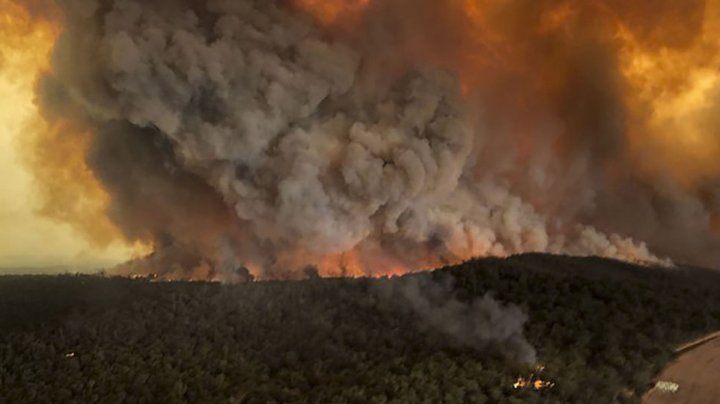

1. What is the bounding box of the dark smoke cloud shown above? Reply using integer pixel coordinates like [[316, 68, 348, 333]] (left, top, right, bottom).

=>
[[347, 0, 720, 268], [36, 0, 679, 280]]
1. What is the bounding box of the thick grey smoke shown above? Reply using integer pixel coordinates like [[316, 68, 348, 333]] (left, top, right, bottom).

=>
[[38, 0, 671, 279], [376, 275, 537, 364]]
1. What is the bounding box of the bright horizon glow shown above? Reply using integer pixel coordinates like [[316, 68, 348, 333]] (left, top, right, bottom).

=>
[[0, 2, 134, 272]]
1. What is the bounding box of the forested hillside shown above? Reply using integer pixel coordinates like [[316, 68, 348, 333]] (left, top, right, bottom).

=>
[[2, 254, 720, 403]]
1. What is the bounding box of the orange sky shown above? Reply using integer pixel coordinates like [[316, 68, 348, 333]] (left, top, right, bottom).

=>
[[0, 0, 135, 270]]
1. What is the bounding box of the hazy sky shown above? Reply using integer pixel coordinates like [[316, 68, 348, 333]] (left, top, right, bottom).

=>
[[0, 28, 131, 271]]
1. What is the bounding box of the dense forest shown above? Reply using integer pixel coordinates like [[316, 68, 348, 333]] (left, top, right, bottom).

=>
[[2, 253, 720, 403]]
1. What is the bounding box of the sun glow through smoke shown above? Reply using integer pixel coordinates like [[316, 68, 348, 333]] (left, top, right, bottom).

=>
[[0, 0, 141, 269], [619, 0, 720, 187]]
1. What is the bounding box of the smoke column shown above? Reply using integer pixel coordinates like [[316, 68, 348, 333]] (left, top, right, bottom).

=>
[[377, 274, 537, 363], [21, 0, 720, 279]]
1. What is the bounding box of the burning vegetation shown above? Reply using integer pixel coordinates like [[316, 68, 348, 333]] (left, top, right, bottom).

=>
[[513, 365, 556, 391]]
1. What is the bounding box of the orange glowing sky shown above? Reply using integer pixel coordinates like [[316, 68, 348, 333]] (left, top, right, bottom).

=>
[[295, 0, 720, 188], [0, 0, 137, 270]]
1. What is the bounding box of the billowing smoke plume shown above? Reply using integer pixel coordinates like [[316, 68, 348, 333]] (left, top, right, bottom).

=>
[[31, 0, 720, 278], [377, 274, 537, 364]]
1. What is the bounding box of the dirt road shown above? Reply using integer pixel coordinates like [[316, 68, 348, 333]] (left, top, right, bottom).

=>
[[643, 336, 720, 404]]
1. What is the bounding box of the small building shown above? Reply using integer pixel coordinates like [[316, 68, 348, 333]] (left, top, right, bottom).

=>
[[653, 381, 680, 394]]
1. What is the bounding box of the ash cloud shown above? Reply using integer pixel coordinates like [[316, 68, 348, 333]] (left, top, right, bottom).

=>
[[34, 0, 680, 280]]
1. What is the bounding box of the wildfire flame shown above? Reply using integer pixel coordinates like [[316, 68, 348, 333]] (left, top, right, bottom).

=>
[[513, 365, 555, 391]]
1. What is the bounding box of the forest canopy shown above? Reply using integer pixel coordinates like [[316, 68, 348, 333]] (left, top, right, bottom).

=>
[[2, 253, 720, 403]]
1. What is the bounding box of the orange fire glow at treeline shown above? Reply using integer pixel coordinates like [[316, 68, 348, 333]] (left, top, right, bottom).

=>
[[128, 248, 415, 282], [128, 248, 426, 282]]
